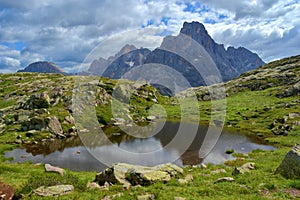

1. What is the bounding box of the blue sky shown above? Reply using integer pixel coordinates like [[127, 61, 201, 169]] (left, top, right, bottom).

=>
[[0, 0, 299, 73]]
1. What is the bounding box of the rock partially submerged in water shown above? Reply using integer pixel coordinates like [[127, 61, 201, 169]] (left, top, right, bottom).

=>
[[95, 163, 183, 187], [276, 144, 300, 178], [33, 185, 74, 197]]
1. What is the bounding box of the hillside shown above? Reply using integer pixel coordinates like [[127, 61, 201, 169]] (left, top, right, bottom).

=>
[[0, 55, 299, 199]]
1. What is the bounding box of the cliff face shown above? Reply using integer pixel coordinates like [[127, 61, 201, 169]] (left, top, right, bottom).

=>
[[145, 21, 265, 84], [88, 21, 265, 86], [18, 61, 65, 74]]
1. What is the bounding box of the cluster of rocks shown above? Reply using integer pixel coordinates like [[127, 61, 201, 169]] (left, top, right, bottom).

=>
[[0, 74, 78, 144], [95, 163, 183, 188], [270, 113, 299, 136], [18, 146, 300, 198]]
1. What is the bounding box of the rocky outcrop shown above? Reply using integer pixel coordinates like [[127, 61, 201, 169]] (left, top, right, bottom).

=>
[[21, 116, 65, 138], [95, 163, 183, 187], [275, 144, 300, 178], [18, 61, 66, 75], [46, 116, 64, 137], [23, 93, 51, 109], [145, 22, 265, 85]]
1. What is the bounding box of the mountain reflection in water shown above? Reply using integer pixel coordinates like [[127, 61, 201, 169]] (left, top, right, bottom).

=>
[[5, 122, 275, 171]]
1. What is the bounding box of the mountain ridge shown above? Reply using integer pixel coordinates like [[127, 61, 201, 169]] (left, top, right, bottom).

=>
[[88, 21, 265, 85]]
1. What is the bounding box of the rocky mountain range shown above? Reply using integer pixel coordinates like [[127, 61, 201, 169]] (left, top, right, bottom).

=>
[[88, 21, 265, 86]]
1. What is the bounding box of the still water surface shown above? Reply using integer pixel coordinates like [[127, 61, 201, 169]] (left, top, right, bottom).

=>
[[5, 122, 275, 171]]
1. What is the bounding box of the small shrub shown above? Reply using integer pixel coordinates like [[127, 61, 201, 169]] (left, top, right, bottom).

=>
[[290, 180, 300, 190], [16, 172, 86, 197]]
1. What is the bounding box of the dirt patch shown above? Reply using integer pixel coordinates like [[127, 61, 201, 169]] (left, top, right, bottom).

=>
[[284, 189, 300, 198], [0, 182, 14, 200]]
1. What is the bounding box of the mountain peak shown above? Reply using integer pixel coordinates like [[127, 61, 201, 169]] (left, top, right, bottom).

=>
[[180, 21, 209, 37], [116, 44, 137, 57], [18, 61, 65, 74]]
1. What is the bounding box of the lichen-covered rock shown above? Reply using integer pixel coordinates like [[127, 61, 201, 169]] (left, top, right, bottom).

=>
[[33, 185, 74, 197], [232, 162, 255, 175], [24, 92, 51, 109], [95, 163, 182, 187], [21, 116, 65, 138], [45, 116, 64, 138], [137, 193, 155, 200], [275, 144, 300, 178], [21, 117, 46, 131]]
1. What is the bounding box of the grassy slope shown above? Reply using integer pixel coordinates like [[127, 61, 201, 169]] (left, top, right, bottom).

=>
[[0, 55, 299, 199]]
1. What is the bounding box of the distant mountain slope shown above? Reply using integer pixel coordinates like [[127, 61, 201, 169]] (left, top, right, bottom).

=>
[[18, 61, 66, 75], [88, 21, 265, 87], [178, 55, 300, 100]]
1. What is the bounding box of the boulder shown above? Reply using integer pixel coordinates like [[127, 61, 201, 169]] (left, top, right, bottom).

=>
[[46, 116, 64, 137], [33, 185, 74, 197], [95, 163, 182, 187], [275, 144, 300, 178], [232, 162, 255, 175], [21, 116, 65, 138], [21, 117, 46, 131], [45, 163, 65, 175], [24, 92, 51, 109]]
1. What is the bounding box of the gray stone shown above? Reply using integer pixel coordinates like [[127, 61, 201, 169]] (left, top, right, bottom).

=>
[[25, 130, 38, 137], [214, 177, 235, 183], [275, 144, 300, 178], [146, 116, 156, 121], [137, 194, 155, 200], [33, 185, 74, 197], [101, 193, 123, 200], [212, 169, 226, 174], [64, 115, 75, 124], [45, 163, 65, 176], [289, 113, 300, 119], [232, 162, 255, 175], [24, 92, 51, 109], [45, 116, 64, 138], [178, 174, 193, 184], [174, 197, 186, 200]]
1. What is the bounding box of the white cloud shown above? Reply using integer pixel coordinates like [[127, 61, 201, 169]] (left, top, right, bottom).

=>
[[0, 0, 299, 72]]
